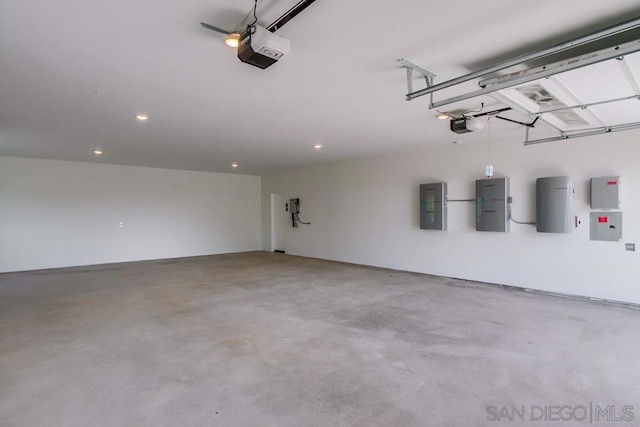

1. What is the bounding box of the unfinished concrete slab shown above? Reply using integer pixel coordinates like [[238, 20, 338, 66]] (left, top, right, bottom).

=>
[[1, 252, 639, 426]]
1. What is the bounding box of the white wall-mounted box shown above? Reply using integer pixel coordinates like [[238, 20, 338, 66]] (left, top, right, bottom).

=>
[[591, 176, 620, 209]]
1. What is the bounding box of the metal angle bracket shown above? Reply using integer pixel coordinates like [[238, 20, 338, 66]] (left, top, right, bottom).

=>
[[398, 59, 436, 100], [524, 121, 640, 145]]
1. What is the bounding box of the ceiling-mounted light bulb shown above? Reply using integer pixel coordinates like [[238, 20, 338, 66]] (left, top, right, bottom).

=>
[[225, 33, 241, 48]]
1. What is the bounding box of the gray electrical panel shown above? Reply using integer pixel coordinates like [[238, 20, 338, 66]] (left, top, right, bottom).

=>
[[536, 176, 573, 233], [420, 182, 447, 230], [590, 212, 622, 241], [591, 176, 620, 209], [476, 177, 509, 232]]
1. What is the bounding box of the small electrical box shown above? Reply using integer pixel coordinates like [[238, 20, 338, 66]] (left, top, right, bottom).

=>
[[536, 176, 573, 233], [289, 198, 300, 214], [591, 176, 620, 209], [476, 177, 509, 232], [420, 182, 447, 230], [289, 198, 300, 227], [590, 212, 622, 241]]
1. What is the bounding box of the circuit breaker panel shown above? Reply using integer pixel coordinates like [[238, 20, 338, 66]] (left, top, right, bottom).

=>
[[536, 176, 573, 233], [476, 177, 509, 232], [420, 182, 447, 230], [591, 176, 620, 209], [590, 212, 622, 241]]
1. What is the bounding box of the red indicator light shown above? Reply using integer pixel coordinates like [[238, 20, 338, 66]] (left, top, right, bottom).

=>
[[598, 216, 608, 223], [606, 181, 617, 185]]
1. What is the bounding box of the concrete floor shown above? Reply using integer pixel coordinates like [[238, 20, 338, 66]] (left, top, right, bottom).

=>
[[1, 252, 639, 427]]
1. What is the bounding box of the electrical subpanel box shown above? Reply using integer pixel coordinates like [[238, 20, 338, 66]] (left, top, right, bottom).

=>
[[590, 212, 622, 241], [289, 198, 300, 227], [536, 176, 573, 233], [590, 176, 620, 209], [476, 177, 509, 232], [420, 182, 447, 230], [289, 198, 300, 214]]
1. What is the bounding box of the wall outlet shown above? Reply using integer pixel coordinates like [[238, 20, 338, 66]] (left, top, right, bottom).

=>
[[625, 243, 635, 252]]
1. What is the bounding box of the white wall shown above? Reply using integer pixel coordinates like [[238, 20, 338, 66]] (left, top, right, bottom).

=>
[[270, 193, 287, 252], [261, 129, 640, 304], [0, 157, 261, 272]]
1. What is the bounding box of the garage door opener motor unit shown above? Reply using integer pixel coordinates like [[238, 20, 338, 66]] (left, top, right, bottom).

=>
[[238, 26, 290, 69]]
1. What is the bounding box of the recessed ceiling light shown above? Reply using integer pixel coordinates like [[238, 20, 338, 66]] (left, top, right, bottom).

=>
[[313, 144, 323, 149], [225, 33, 241, 48], [94, 150, 103, 155], [135, 114, 149, 121], [231, 162, 238, 168], [437, 113, 449, 120]]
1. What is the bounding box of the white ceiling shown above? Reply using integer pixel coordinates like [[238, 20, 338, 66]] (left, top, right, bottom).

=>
[[1, 0, 639, 174]]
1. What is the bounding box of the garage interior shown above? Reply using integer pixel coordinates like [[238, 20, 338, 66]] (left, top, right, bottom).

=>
[[2, 1, 640, 426]]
